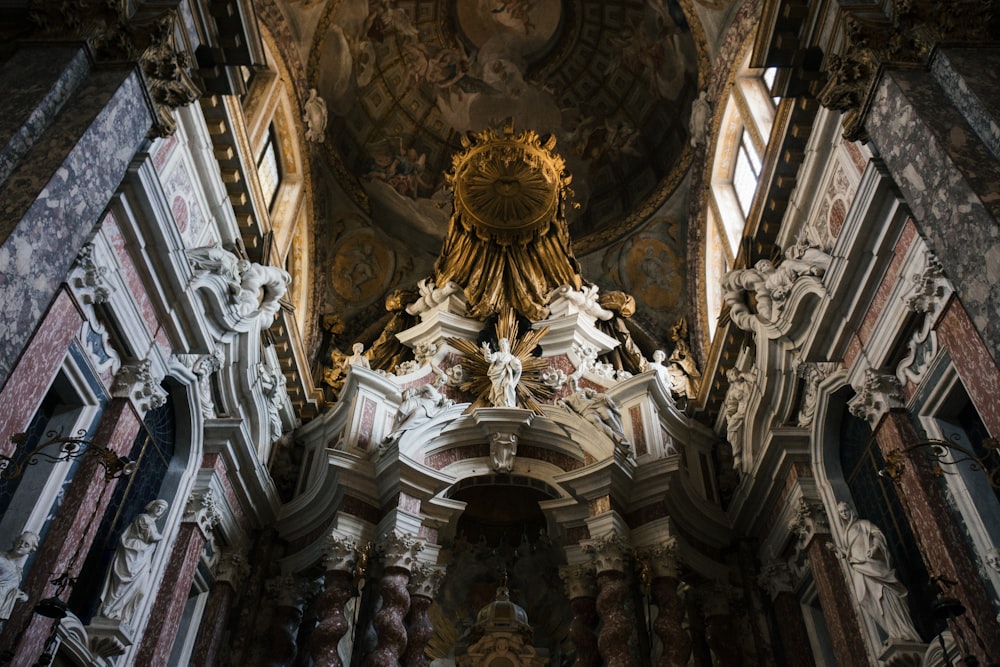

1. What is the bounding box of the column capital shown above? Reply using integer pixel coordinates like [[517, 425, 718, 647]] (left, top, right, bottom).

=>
[[212, 549, 249, 586], [322, 534, 359, 573], [407, 563, 445, 599], [377, 531, 423, 571], [582, 532, 631, 575], [790, 497, 830, 551], [560, 563, 597, 599]]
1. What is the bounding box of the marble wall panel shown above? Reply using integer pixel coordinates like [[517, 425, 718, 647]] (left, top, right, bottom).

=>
[[103, 211, 158, 338], [938, 298, 1000, 436], [0, 69, 153, 390], [858, 220, 918, 347], [932, 48, 1000, 162], [0, 289, 82, 453]]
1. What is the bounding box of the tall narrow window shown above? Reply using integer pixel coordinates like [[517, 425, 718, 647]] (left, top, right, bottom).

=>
[[733, 131, 762, 217], [257, 124, 282, 210]]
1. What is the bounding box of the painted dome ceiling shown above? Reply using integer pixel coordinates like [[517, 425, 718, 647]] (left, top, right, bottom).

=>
[[309, 0, 702, 252]]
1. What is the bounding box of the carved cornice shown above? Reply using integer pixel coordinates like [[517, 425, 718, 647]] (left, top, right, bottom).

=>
[[848, 369, 904, 426], [27, 2, 201, 136], [816, 1, 999, 141]]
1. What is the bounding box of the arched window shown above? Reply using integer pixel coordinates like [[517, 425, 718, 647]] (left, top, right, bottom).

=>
[[703, 54, 781, 340]]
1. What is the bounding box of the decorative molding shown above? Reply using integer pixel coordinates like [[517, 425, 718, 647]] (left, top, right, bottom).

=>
[[112, 359, 167, 412], [816, 1, 998, 141], [70, 242, 114, 305], [213, 550, 250, 586], [789, 498, 830, 550], [183, 488, 221, 535], [848, 369, 903, 426]]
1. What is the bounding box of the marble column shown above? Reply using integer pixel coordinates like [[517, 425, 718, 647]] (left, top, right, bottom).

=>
[[873, 407, 1000, 660], [703, 584, 741, 667], [368, 532, 421, 667], [310, 536, 358, 667], [0, 56, 154, 390], [188, 550, 248, 667], [403, 564, 444, 667], [639, 542, 690, 667], [583, 534, 641, 667], [864, 55, 1000, 367], [758, 560, 814, 666], [790, 499, 869, 666], [260, 574, 315, 667], [560, 564, 600, 667], [136, 490, 221, 666], [0, 397, 139, 665]]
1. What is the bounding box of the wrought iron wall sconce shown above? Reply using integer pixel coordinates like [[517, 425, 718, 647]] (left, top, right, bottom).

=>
[[1, 430, 136, 481], [0, 430, 136, 665], [878, 436, 1000, 489]]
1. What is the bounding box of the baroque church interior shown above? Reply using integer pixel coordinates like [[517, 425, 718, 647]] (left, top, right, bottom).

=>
[[0, 0, 999, 665]]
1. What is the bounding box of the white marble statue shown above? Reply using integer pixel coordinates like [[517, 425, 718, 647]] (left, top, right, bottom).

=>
[[689, 90, 711, 147], [483, 338, 521, 408], [384, 383, 453, 444], [304, 88, 328, 143], [722, 368, 751, 470], [561, 388, 630, 454], [234, 260, 291, 319], [0, 531, 39, 625], [834, 501, 921, 642], [343, 342, 370, 370], [723, 240, 831, 324], [99, 499, 169, 624], [405, 278, 463, 316]]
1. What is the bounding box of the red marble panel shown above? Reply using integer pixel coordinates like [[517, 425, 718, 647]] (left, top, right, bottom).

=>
[[858, 220, 918, 345], [200, 452, 249, 532], [151, 134, 178, 173], [938, 297, 1000, 435], [171, 195, 189, 234], [0, 289, 81, 454], [102, 212, 156, 337], [398, 491, 420, 514], [417, 524, 438, 544], [828, 199, 847, 238], [341, 494, 380, 524], [136, 524, 207, 666], [517, 445, 584, 471], [357, 397, 376, 450], [845, 335, 863, 369], [807, 535, 869, 665], [843, 140, 867, 174], [628, 406, 646, 456], [188, 582, 235, 667], [565, 525, 590, 545]]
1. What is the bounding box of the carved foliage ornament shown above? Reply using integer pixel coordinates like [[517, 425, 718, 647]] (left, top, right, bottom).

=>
[[848, 369, 903, 426], [817, 1, 999, 141], [28, 3, 200, 136]]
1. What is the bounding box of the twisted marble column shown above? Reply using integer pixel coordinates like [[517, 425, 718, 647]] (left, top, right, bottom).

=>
[[368, 532, 421, 667], [560, 564, 600, 667], [311, 570, 355, 667], [403, 564, 444, 667], [584, 534, 640, 667], [260, 575, 315, 667], [650, 577, 690, 667], [704, 584, 741, 667]]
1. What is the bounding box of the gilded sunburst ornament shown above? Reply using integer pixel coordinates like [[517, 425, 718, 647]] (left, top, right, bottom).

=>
[[447, 309, 553, 413]]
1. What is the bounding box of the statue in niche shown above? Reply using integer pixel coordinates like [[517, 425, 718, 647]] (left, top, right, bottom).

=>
[[689, 89, 711, 147], [0, 531, 38, 626], [833, 501, 921, 642], [665, 318, 701, 402], [722, 368, 752, 471], [483, 338, 522, 408], [343, 342, 371, 370], [99, 499, 169, 624], [490, 432, 518, 473], [384, 383, 453, 444], [304, 88, 328, 143]]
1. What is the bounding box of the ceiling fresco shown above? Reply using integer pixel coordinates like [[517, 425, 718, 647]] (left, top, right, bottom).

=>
[[310, 0, 700, 248]]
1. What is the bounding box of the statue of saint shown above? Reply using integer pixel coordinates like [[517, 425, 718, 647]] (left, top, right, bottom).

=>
[[483, 338, 522, 408], [561, 388, 630, 453], [0, 531, 39, 625], [99, 499, 169, 624], [384, 383, 453, 444], [343, 342, 371, 370], [304, 88, 328, 143], [834, 501, 921, 642]]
